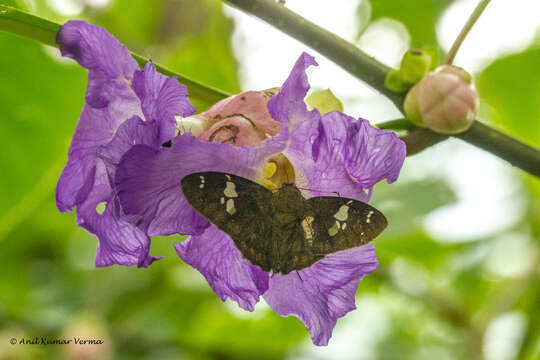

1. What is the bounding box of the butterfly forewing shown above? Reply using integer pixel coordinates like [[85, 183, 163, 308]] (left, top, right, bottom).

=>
[[181, 172, 274, 271]]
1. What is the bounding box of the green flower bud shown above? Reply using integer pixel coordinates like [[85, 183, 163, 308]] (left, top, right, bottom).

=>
[[403, 84, 423, 126], [306, 88, 343, 114], [400, 49, 432, 84], [404, 65, 478, 134], [385, 69, 410, 93]]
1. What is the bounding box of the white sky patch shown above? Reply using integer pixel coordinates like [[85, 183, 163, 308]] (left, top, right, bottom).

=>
[[437, 0, 540, 73], [85, 0, 111, 8], [224, 297, 270, 320], [356, 18, 411, 69], [483, 311, 527, 360], [403, 138, 526, 242], [41, 44, 75, 64], [47, 0, 83, 16], [389, 257, 429, 296], [170, 265, 212, 292], [484, 233, 538, 277]]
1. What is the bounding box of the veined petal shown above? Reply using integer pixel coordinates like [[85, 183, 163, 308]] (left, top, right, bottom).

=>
[[306, 111, 371, 201], [57, 20, 139, 80], [263, 245, 378, 346], [132, 61, 196, 144], [344, 119, 406, 188], [175, 226, 269, 311], [55, 21, 143, 212], [312, 110, 352, 161], [97, 115, 158, 185], [267, 52, 320, 150], [115, 134, 277, 236], [76, 163, 161, 267], [56, 87, 142, 212]]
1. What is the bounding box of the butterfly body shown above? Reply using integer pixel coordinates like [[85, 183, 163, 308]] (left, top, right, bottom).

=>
[[181, 172, 387, 274]]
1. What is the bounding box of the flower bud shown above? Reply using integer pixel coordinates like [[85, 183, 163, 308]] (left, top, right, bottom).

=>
[[177, 89, 280, 146], [400, 49, 432, 84], [306, 88, 343, 114], [404, 65, 478, 134]]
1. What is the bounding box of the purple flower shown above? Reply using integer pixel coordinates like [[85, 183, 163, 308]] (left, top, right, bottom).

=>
[[115, 53, 406, 345], [55, 20, 195, 267]]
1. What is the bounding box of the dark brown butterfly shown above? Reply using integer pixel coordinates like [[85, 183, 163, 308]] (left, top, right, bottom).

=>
[[181, 172, 387, 274]]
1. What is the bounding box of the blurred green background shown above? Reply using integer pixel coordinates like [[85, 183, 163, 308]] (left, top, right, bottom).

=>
[[0, 0, 539, 359]]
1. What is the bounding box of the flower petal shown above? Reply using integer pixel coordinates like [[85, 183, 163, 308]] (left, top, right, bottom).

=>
[[55, 21, 143, 212], [197, 90, 281, 146], [175, 226, 269, 311], [115, 134, 276, 236], [308, 112, 406, 201], [263, 245, 378, 346], [267, 52, 320, 151], [307, 111, 371, 201], [57, 20, 139, 81], [76, 163, 161, 267], [96, 115, 159, 184], [56, 89, 142, 212], [344, 119, 407, 187], [132, 61, 195, 144]]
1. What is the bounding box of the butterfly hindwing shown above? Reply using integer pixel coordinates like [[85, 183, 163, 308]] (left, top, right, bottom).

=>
[[306, 196, 387, 253], [181, 172, 275, 271]]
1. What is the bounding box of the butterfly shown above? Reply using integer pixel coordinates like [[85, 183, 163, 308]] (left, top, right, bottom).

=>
[[181, 172, 387, 275]]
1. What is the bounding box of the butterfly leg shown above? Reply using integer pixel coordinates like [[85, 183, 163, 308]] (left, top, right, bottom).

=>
[[295, 270, 303, 282]]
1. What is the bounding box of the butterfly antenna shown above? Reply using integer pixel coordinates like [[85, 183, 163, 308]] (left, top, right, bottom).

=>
[[296, 187, 340, 197], [295, 271, 303, 282]]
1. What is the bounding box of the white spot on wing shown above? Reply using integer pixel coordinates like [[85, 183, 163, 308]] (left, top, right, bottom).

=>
[[301, 216, 315, 243], [328, 220, 340, 236], [220, 197, 225, 205], [226, 198, 236, 215], [366, 210, 374, 224], [341, 222, 347, 230], [224, 181, 238, 198], [199, 175, 205, 188], [334, 205, 349, 221]]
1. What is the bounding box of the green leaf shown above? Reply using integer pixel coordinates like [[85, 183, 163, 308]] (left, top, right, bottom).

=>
[[91, 0, 240, 108], [0, 3, 58, 46], [160, 0, 241, 98], [477, 46, 540, 148], [0, 32, 85, 238], [371, 178, 456, 239], [0, 5, 230, 108], [367, 0, 454, 48]]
